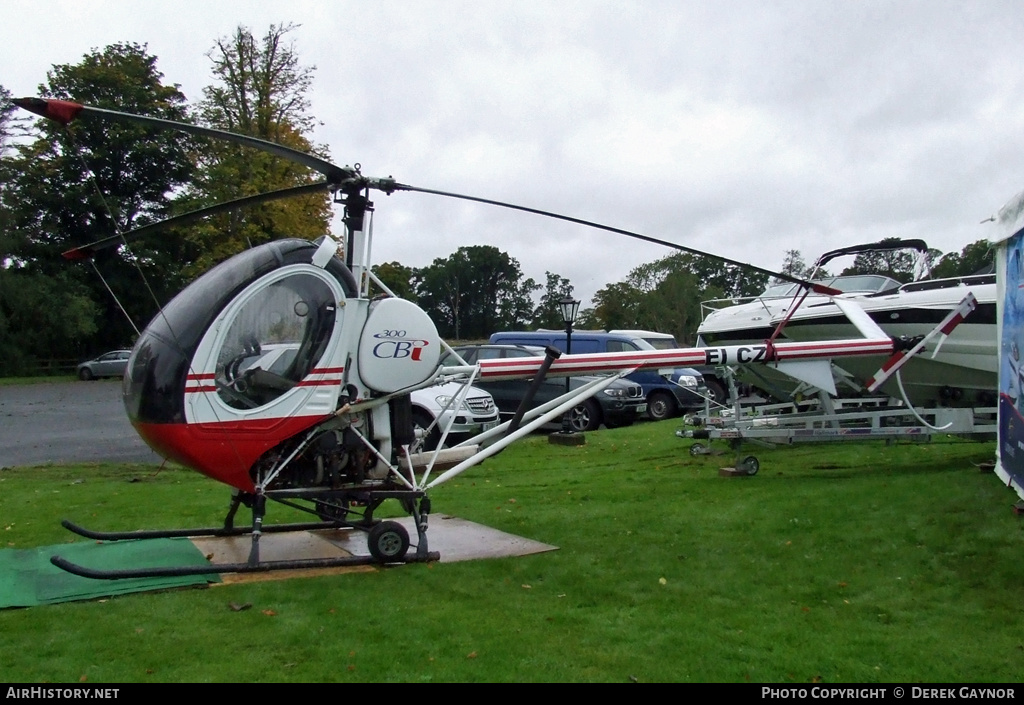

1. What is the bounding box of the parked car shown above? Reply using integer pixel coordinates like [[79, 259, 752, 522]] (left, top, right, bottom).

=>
[[488, 330, 709, 420], [77, 350, 131, 381], [609, 329, 732, 404], [409, 381, 500, 451], [440, 344, 647, 431]]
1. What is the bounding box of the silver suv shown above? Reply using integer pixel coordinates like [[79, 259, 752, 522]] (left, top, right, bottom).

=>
[[410, 381, 499, 450]]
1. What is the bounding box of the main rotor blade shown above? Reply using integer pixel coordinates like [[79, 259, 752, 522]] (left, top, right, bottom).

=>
[[398, 184, 841, 295], [62, 180, 331, 260], [17, 97, 840, 293], [14, 97, 355, 184]]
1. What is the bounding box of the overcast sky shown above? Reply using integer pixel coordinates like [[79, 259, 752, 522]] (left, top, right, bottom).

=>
[[4, 0, 1024, 307]]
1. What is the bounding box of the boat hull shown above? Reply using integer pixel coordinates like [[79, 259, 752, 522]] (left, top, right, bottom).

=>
[[776, 284, 997, 407]]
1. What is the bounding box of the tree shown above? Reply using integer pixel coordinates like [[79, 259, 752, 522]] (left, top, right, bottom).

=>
[[371, 261, 415, 299], [0, 84, 26, 263], [626, 254, 707, 344], [202, 23, 317, 137], [780, 249, 807, 278], [683, 255, 767, 299], [183, 23, 331, 277], [413, 246, 538, 339], [0, 84, 31, 159], [1, 45, 194, 361], [839, 237, 920, 283], [532, 271, 574, 329], [589, 281, 643, 331], [931, 239, 994, 278], [635, 269, 703, 344], [0, 269, 98, 375], [574, 306, 602, 329]]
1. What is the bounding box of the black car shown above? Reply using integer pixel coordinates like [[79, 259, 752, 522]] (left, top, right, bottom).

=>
[[440, 344, 647, 431]]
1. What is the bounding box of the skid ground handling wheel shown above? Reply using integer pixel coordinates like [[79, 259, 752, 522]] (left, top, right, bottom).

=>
[[368, 520, 411, 562]]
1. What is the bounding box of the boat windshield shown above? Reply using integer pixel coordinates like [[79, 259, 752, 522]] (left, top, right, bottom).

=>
[[817, 274, 901, 294], [759, 283, 801, 298], [758, 274, 899, 298]]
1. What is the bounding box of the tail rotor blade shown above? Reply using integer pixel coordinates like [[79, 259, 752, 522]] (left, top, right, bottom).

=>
[[865, 293, 978, 392]]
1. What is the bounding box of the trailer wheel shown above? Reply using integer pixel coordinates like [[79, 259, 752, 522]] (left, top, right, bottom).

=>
[[689, 442, 707, 457], [738, 455, 759, 476], [368, 521, 410, 562]]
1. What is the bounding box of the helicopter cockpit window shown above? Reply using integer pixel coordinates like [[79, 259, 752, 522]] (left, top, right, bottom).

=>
[[215, 273, 338, 410]]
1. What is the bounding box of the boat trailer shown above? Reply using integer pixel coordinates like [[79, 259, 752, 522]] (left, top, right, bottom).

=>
[[677, 392, 996, 476]]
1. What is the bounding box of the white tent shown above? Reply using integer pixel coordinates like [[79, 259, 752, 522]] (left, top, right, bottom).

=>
[[992, 190, 1024, 501]]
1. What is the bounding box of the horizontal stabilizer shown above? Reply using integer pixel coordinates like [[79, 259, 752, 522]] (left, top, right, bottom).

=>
[[770, 360, 837, 396], [831, 298, 888, 340], [865, 293, 978, 392]]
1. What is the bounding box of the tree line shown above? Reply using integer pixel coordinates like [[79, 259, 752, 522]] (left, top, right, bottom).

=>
[[0, 26, 333, 375], [0, 27, 996, 375]]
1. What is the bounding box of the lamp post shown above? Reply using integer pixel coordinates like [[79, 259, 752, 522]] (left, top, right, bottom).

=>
[[558, 295, 580, 435]]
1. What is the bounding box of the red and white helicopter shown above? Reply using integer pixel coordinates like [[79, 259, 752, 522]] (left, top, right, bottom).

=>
[[13, 97, 977, 578]]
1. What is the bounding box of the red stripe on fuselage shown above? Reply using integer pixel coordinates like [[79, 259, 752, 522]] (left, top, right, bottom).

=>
[[184, 367, 344, 393]]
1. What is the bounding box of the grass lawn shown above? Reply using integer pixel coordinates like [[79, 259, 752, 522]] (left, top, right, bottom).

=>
[[0, 422, 1020, 683]]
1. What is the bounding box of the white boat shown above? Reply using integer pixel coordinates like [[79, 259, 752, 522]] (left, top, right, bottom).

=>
[[696, 273, 903, 346], [695, 240, 997, 407], [774, 273, 997, 407]]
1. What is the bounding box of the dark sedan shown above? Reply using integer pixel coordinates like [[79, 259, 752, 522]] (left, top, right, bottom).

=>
[[440, 344, 647, 432]]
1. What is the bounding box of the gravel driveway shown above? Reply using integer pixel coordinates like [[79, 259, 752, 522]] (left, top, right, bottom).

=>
[[0, 380, 163, 468]]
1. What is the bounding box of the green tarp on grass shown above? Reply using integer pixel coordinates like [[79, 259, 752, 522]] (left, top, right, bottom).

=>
[[0, 539, 219, 608]]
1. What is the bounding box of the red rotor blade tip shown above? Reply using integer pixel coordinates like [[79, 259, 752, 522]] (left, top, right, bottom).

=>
[[61, 247, 91, 261], [810, 283, 843, 296], [13, 97, 84, 125]]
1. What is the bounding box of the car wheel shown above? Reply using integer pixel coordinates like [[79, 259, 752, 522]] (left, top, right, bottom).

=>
[[705, 378, 727, 405], [78, 368, 94, 381], [569, 399, 602, 432], [646, 391, 678, 421], [411, 410, 441, 452]]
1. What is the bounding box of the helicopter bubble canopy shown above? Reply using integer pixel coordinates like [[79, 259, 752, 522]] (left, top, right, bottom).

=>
[[122, 238, 359, 489]]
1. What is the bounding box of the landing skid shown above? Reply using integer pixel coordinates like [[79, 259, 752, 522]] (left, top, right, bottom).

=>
[[50, 488, 440, 580]]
